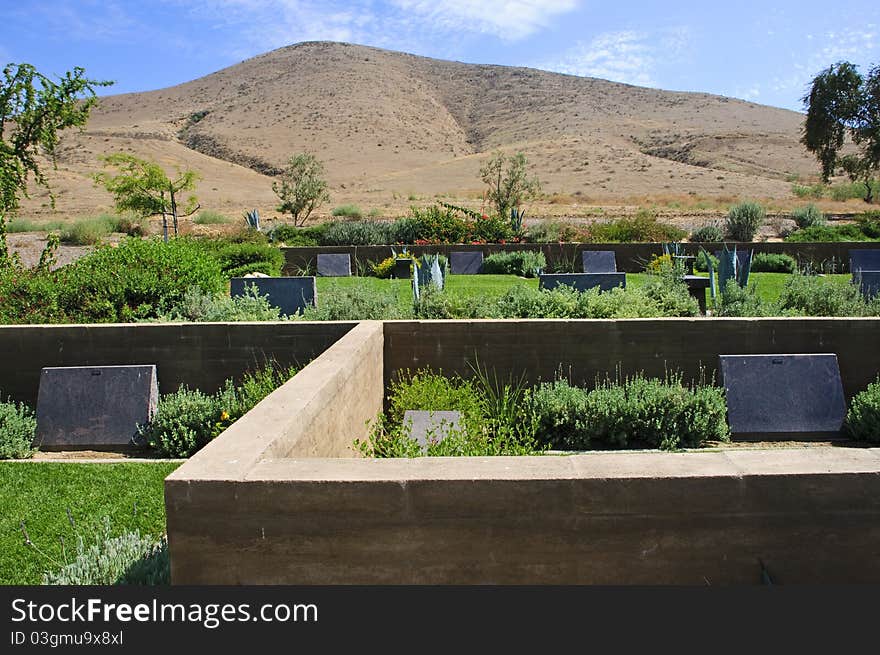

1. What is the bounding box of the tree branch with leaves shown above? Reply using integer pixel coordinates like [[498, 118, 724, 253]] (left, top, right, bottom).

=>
[[479, 150, 541, 218], [94, 153, 200, 241], [802, 61, 880, 202]]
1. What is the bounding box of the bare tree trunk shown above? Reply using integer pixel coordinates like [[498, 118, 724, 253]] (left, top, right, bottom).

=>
[[170, 191, 179, 237]]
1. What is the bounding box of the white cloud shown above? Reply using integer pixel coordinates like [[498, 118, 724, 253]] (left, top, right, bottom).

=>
[[536, 28, 690, 87], [177, 0, 579, 57], [389, 0, 579, 40]]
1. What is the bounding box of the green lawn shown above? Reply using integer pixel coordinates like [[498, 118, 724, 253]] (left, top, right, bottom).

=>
[[316, 273, 853, 313], [0, 462, 179, 585]]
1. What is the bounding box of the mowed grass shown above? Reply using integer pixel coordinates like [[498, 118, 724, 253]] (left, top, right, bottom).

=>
[[0, 462, 180, 585], [316, 273, 853, 313]]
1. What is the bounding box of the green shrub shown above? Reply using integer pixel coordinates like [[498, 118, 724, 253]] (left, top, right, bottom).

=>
[[481, 251, 546, 277], [267, 223, 324, 246], [140, 362, 297, 457], [713, 280, 778, 317], [751, 253, 797, 273], [216, 362, 298, 427], [784, 223, 870, 242], [528, 380, 591, 449], [0, 398, 36, 459], [689, 224, 724, 242], [54, 237, 225, 323], [525, 220, 583, 243], [5, 218, 65, 233], [491, 280, 698, 319], [139, 386, 220, 457], [414, 288, 485, 319], [60, 216, 115, 245], [388, 205, 513, 244], [588, 211, 687, 243], [791, 204, 825, 229], [298, 285, 405, 320], [725, 202, 765, 241], [205, 240, 285, 278], [694, 251, 719, 272], [845, 377, 880, 442], [573, 374, 728, 450], [357, 368, 540, 458], [331, 204, 364, 219], [778, 274, 879, 316], [319, 220, 393, 246], [192, 210, 231, 225], [155, 285, 283, 322], [42, 517, 168, 585]]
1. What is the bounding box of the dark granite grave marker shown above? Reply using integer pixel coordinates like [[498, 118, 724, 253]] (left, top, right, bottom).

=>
[[34, 365, 158, 449], [539, 273, 626, 292], [856, 270, 880, 299], [849, 249, 880, 274], [449, 251, 483, 275], [393, 258, 412, 279], [582, 250, 617, 273], [316, 253, 351, 277], [719, 354, 846, 440], [230, 276, 316, 316], [402, 410, 462, 448]]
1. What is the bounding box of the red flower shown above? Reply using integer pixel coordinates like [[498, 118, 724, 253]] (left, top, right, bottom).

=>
[[481, 214, 488, 220], [499, 239, 506, 244]]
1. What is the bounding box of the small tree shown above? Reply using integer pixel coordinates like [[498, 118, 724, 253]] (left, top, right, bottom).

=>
[[94, 153, 200, 241], [479, 150, 541, 218], [801, 61, 880, 202], [273, 153, 329, 226], [1, 63, 112, 215]]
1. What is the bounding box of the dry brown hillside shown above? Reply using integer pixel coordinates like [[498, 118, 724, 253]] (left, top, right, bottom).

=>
[[16, 40, 837, 223]]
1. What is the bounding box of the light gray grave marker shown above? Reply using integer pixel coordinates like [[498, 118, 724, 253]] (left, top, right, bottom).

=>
[[539, 273, 626, 292], [230, 276, 316, 316], [719, 354, 846, 440], [582, 250, 617, 273], [403, 410, 462, 449], [34, 365, 158, 449], [317, 253, 352, 277], [449, 251, 483, 275]]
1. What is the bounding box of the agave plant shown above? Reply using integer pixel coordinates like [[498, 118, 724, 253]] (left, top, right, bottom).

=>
[[510, 207, 526, 236], [244, 208, 261, 231]]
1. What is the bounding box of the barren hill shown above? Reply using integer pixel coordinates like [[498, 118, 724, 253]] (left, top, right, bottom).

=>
[[19, 41, 823, 222]]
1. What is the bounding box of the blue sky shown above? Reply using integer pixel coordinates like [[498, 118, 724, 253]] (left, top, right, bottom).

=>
[[2, 1, 877, 111]]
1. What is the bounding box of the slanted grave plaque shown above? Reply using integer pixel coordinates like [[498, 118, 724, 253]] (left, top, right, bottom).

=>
[[402, 410, 462, 449], [316, 253, 351, 277], [34, 365, 158, 449], [230, 276, 316, 316], [856, 270, 880, 299], [393, 258, 412, 279], [719, 354, 846, 440], [539, 273, 626, 292], [582, 250, 617, 273], [849, 249, 880, 274], [449, 251, 483, 275]]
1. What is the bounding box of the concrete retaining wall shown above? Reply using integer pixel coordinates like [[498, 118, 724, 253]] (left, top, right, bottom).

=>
[[164, 318, 880, 584], [166, 449, 880, 584], [0, 321, 356, 405], [384, 318, 880, 401], [282, 242, 880, 274]]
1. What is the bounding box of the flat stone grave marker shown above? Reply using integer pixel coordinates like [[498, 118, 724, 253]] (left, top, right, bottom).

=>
[[316, 253, 351, 277], [393, 258, 412, 279], [582, 250, 617, 273], [719, 354, 846, 440], [449, 251, 483, 275], [230, 276, 316, 316], [35, 365, 158, 449], [403, 410, 462, 449], [539, 273, 626, 292], [856, 270, 880, 299], [849, 249, 880, 274]]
